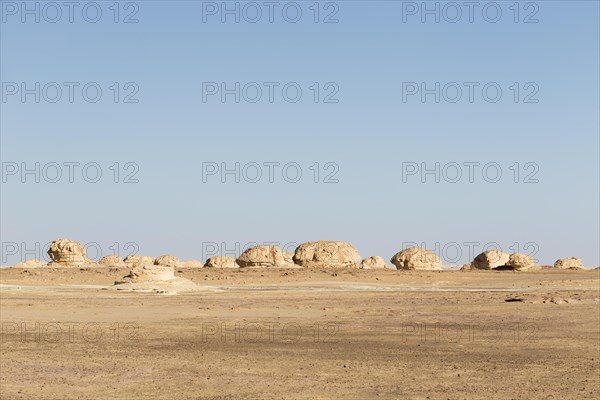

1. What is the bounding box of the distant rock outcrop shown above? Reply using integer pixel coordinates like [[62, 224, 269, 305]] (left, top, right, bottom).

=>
[[99, 255, 125, 267], [554, 257, 583, 269], [236, 246, 286, 268], [14, 259, 48, 268], [390, 247, 442, 270], [471, 250, 510, 270], [154, 255, 182, 268], [120, 264, 175, 282], [360, 256, 390, 269], [293, 241, 361, 268], [205, 256, 239, 269], [506, 253, 536, 271], [111, 264, 199, 294], [123, 255, 155, 267], [47, 239, 87, 267]]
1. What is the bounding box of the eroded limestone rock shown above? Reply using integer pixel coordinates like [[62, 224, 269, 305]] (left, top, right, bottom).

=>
[[554, 257, 583, 269], [99, 255, 125, 267], [360, 256, 390, 269], [390, 247, 442, 270], [205, 256, 239, 269], [47, 239, 86, 266], [293, 241, 361, 268], [471, 250, 510, 270], [154, 255, 182, 268], [111, 264, 199, 294], [506, 253, 536, 271], [236, 246, 286, 268]]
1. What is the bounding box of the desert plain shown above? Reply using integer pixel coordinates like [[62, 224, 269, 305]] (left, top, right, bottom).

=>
[[1, 265, 599, 400]]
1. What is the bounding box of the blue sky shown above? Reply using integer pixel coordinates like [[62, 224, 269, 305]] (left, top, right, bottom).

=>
[[1, 1, 599, 266]]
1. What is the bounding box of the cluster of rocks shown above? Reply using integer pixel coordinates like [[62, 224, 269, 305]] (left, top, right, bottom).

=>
[[463, 250, 536, 271], [462, 250, 585, 271], [12, 238, 588, 272]]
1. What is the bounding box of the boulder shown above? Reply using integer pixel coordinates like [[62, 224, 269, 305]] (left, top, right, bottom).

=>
[[293, 241, 361, 268], [154, 255, 182, 268], [99, 255, 125, 267], [205, 256, 239, 269], [506, 253, 536, 271], [471, 250, 510, 270], [236, 246, 286, 268], [124, 255, 155, 267], [360, 256, 390, 269], [47, 239, 86, 266], [390, 247, 442, 270], [554, 257, 583, 269]]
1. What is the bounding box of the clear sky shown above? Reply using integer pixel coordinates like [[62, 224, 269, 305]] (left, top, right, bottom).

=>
[[1, 0, 599, 266]]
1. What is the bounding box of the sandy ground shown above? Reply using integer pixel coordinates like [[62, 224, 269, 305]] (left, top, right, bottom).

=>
[[1, 267, 599, 399]]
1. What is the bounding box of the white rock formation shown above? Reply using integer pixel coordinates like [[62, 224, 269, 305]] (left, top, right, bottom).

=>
[[99, 255, 125, 267], [110, 264, 199, 294], [360, 256, 390, 269], [236, 246, 287, 268], [154, 255, 182, 268], [205, 256, 239, 269], [506, 253, 536, 271], [554, 257, 583, 269], [124, 255, 155, 267], [14, 259, 48, 268], [390, 247, 442, 270], [471, 250, 510, 270], [47, 239, 87, 266], [293, 241, 361, 268]]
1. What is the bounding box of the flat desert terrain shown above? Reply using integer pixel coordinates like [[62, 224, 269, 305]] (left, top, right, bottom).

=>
[[1, 267, 599, 399]]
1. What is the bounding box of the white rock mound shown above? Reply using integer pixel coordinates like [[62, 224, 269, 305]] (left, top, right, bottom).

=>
[[360, 256, 390, 269], [390, 247, 442, 270], [14, 259, 48, 268], [471, 250, 510, 270], [506, 253, 536, 271], [110, 264, 199, 294], [293, 241, 361, 268], [99, 255, 125, 267], [154, 254, 182, 268], [47, 239, 91, 267], [122, 264, 175, 281], [554, 257, 583, 269], [124, 255, 155, 267], [205, 256, 239, 269], [236, 245, 287, 268]]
